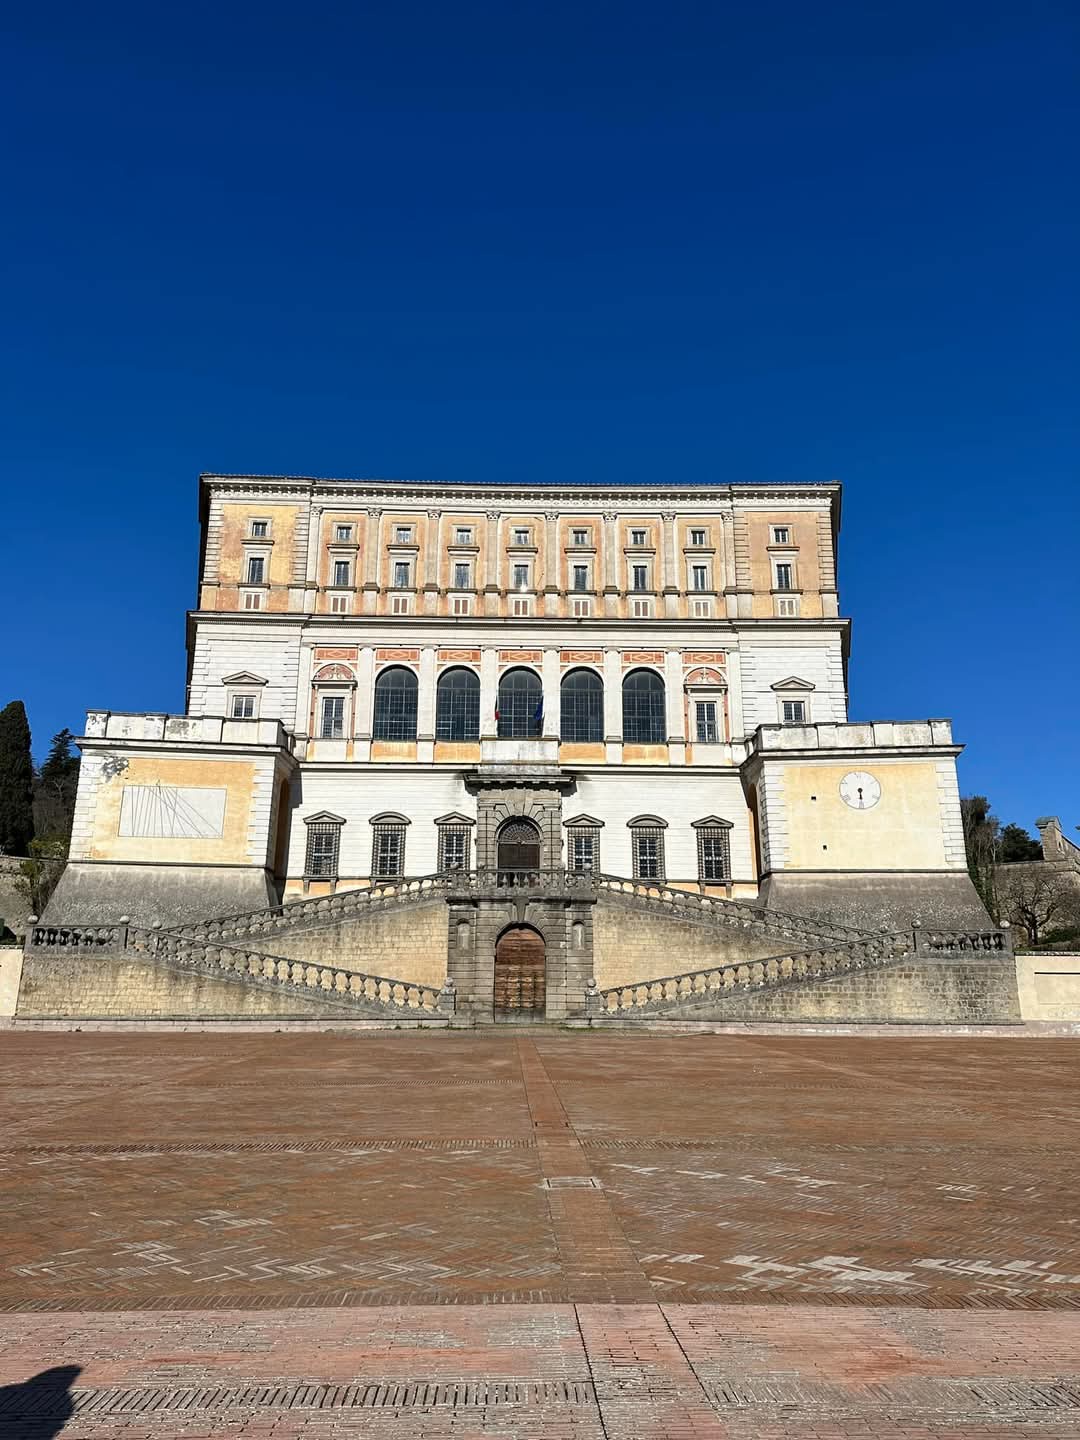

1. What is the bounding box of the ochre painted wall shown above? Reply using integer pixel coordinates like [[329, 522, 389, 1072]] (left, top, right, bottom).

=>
[[781, 761, 947, 871], [89, 756, 257, 865]]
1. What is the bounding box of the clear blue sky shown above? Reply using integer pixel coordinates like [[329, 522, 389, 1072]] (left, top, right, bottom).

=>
[[1, 1, 1076, 835]]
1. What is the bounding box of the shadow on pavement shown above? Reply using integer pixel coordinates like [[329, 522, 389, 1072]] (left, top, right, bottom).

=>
[[0, 1366, 82, 1438]]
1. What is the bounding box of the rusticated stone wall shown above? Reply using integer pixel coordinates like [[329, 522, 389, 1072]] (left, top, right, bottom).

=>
[[16, 951, 352, 1020], [241, 899, 448, 989]]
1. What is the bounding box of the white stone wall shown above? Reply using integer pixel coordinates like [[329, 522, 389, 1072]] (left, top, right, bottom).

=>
[[738, 636, 847, 731], [187, 623, 303, 728]]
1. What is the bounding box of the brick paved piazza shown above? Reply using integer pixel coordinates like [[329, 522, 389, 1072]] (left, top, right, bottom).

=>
[[2, 1031, 1079, 1437]]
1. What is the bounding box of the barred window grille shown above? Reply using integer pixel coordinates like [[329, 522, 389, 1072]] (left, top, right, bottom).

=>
[[697, 828, 731, 883], [622, 669, 666, 744], [568, 830, 599, 874], [631, 828, 665, 881], [436, 667, 480, 740], [497, 667, 542, 739], [560, 668, 603, 743], [372, 824, 406, 878], [305, 823, 341, 878], [373, 666, 418, 740], [438, 826, 470, 872]]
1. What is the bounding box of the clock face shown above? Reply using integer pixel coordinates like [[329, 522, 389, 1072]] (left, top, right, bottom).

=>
[[839, 770, 881, 810]]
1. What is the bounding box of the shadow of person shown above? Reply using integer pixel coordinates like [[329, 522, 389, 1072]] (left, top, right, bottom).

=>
[[0, 1366, 82, 1438]]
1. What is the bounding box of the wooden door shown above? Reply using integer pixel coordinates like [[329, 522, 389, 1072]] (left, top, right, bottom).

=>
[[493, 927, 546, 1020]]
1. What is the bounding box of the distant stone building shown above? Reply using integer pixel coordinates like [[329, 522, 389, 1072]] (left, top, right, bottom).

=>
[[30, 474, 1013, 1026]]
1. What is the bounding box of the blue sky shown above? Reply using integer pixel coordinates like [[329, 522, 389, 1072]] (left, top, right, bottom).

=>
[[1, 1, 1076, 835]]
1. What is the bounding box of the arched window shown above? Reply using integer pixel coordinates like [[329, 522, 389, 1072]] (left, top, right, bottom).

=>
[[622, 669, 666, 744], [373, 666, 418, 741], [497, 816, 542, 872], [497, 667, 542, 739], [435, 667, 480, 741], [560, 668, 603, 743]]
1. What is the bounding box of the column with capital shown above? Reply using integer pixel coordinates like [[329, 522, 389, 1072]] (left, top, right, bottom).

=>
[[720, 511, 739, 618], [664, 649, 686, 765], [361, 509, 382, 616], [661, 512, 679, 618], [483, 511, 501, 617], [602, 512, 620, 618], [543, 511, 560, 617], [303, 505, 322, 613], [603, 647, 622, 763], [417, 646, 437, 761], [422, 510, 441, 616]]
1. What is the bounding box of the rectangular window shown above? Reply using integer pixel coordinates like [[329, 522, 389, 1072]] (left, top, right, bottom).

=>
[[438, 826, 469, 872], [330, 594, 350, 614], [631, 597, 652, 618], [572, 528, 589, 546], [250, 520, 268, 538], [395, 525, 413, 544], [630, 528, 647, 546], [451, 594, 472, 616], [511, 596, 532, 616], [320, 695, 345, 738], [333, 559, 351, 586], [782, 699, 807, 725], [632, 830, 665, 881], [691, 598, 712, 618], [775, 595, 800, 617], [691, 564, 709, 591], [512, 527, 530, 546], [372, 826, 405, 878], [305, 823, 340, 878], [775, 562, 794, 591], [698, 828, 731, 883], [453, 561, 471, 589], [572, 564, 589, 591], [631, 563, 648, 591], [393, 560, 411, 588], [772, 526, 790, 544], [695, 701, 718, 743], [335, 524, 353, 542], [246, 555, 265, 585], [572, 597, 591, 617], [690, 528, 707, 546], [512, 563, 530, 590], [243, 591, 263, 610], [568, 831, 598, 874], [231, 693, 256, 719], [391, 594, 412, 614], [455, 526, 473, 545]]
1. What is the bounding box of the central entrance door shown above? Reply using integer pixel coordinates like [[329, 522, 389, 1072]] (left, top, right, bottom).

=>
[[493, 925, 546, 1022]]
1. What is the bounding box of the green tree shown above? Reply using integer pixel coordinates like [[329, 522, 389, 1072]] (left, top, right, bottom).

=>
[[960, 794, 999, 920], [0, 700, 34, 855], [998, 823, 1043, 862], [34, 727, 80, 840]]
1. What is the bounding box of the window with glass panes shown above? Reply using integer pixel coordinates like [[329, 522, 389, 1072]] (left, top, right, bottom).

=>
[[568, 829, 599, 874], [435, 667, 480, 740], [250, 520, 268, 537], [781, 699, 806, 724], [305, 821, 341, 877], [497, 668, 542, 738], [320, 695, 345, 738], [512, 562, 530, 589], [560, 668, 603, 743], [373, 667, 418, 740], [333, 559, 351, 586], [572, 563, 589, 591], [694, 700, 719, 742], [371, 823, 406, 877], [696, 826, 731, 883], [393, 560, 411, 587], [246, 555, 265, 584], [691, 564, 708, 591], [437, 825, 470, 872], [453, 561, 471, 589], [775, 562, 794, 590], [631, 827, 665, 881], [631, 563, 648, 591], [231, 693, 256, 719], [622, 669, 665, 743]]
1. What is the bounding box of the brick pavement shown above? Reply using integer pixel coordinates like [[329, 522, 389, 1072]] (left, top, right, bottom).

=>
[[1, 1032, 1079, 1436]]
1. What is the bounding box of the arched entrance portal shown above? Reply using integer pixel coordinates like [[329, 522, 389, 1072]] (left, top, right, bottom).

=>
[[493, 925, 546, 1022], [496, 817, 541, 878]]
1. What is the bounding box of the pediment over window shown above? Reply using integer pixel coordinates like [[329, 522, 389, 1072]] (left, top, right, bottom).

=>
[[369, 811, 411, 826], [303, 811, 346, 826], [222, 671, 268, 687], [692, 815, 734, 829], [770, 676, 816, 691], [313, 663, 357, 684], [433, 812, 475, 827], [564, 813, 605, 828], [627, 814, 668, 828]]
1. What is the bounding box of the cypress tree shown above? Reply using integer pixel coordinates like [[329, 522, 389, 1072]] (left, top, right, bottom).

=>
[[0, 700, 35, 855]]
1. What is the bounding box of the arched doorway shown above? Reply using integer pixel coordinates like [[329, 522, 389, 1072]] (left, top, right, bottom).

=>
[[493, 925, 546, 1021], [496, 816, 541, 878]]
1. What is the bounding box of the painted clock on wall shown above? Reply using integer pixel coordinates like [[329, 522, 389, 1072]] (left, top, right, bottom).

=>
[[838, 770, 881, 810]]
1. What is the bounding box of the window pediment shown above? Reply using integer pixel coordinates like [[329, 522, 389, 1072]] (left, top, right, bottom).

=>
[[222, 671, 268, 687], [770, 676, 816, 691], [627, 814, 668, 829], [304, 811, 346, 826], [692, 815, 734, 829], [564, 813, 605, 828], [434, 812, 475, 827], [369, 811, 411, 826]]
